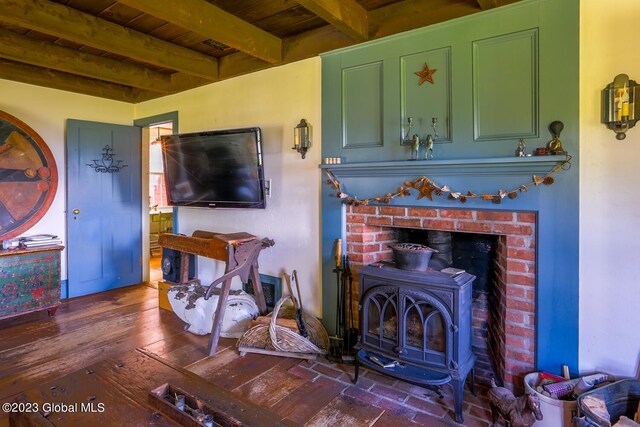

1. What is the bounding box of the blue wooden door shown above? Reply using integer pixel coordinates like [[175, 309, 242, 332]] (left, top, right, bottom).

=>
[[66, 120, 142, 297]]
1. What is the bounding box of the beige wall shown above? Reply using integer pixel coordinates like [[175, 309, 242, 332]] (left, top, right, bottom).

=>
[[135, 58, 323, 316], [0, 79, 134, 279], [579, 0, 640, 376], [3, 1, 639, 371]]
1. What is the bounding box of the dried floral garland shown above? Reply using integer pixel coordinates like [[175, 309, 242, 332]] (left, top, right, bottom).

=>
[[324, 156, 572, 206]]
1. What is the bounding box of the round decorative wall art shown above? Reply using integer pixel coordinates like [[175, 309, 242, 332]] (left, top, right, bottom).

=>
[[0, 111, 58, 241]]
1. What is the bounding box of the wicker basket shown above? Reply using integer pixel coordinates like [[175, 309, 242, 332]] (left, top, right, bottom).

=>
[[237, 296, 329, 355]]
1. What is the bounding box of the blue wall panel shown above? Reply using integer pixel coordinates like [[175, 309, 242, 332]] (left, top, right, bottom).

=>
[[321, 0, 579, 376]]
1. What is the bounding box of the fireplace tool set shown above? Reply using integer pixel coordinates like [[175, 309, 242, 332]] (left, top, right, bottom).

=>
[[328, 239, 358, 363]]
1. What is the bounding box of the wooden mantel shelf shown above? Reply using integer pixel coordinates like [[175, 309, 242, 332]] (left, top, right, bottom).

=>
[[319, 155, 569, 177]]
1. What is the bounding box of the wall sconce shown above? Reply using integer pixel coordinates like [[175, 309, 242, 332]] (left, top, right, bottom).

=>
[[293, 119, 311, 159], [602, 74, 640, 140]]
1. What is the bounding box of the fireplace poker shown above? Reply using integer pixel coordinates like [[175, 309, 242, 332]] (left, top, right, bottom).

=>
[[291, 270, 308, 338], [329, 239, 345, 361], [342, 254, 357, 360]]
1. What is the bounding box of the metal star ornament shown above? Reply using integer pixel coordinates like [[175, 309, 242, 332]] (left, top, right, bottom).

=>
[[415, 63, 437, 85]]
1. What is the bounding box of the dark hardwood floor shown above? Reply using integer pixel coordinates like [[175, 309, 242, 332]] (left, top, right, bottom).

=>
[[0, 285, 493, 427]]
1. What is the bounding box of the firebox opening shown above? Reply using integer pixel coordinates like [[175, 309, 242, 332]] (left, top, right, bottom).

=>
[[396, 229, 497, 296]]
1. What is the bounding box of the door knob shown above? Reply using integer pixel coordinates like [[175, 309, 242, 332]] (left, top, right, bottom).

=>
[[73, 209, 80, 214]]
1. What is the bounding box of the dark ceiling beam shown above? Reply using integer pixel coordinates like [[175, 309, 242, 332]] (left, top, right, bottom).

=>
[[476, 0, 499, 9], [369, 0, 480, 39], [296, 0, 369, 42], [0, 28, 172, 93], [218, 0, 480, 82], [117, 0, 283, 64], [0, 0, 219, 80], [218, 25, 353, 81], [0, 59, 155, 103]]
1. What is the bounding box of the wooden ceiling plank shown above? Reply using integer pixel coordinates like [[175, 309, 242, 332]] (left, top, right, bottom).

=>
[[0, 0, 218, 79], [0, 58, 154, 103], [116, 0, 283, 64], [0, 28, 172, 93], [476, 0, 498, 9], [296, 0, 369, 42]]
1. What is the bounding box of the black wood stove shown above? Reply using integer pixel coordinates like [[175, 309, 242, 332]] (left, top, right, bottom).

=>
[[353, 261, 476, 423]]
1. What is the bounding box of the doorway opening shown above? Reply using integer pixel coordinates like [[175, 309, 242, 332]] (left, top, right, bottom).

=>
[[134, 111, 179, 287], [147, 123, 173, 284]]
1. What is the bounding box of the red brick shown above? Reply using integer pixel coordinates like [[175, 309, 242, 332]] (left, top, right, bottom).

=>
[[456, 221, 492, 233], [506, 286, 527, 299], [343, 386, 383, 405], [505, 299, 534, 312], [505, 324, 535, 338], [349, 233, 375, 243], [505, 350, 535, 365], [379, 207, 406, 216], [494, 224, 534, 235], [312, 363, 343, 378], [408, 208, 438, 217], [505, 360, 534, 375], [350, 243, 381, 253], [422, 219, 455, 231], [477, 211, 515, 222], [406, 397, 447, 417], [505, 335, 528, 351], [517, 212, 536, 223], [506, 236, 526, 247], [375, 231, 396, 242], [371, 384, 409, 401], [366, 216, 392, 226], [363, 371, 399, 387], [395, 381, 438, 399], [507, 248, 536, 261], [506, 260, 529, 273], [413, 412, 450, 426], [347, 214, 366, 224], [506, 273, 535, 287], [349, 253, 378, 264], [467, 404, 493, 423], [473, 309, 489, 321], [439, 209, 473, 219], [349, 224, 383, 233], [352, 205, 377, 214], [394, 218, 421, 228], [287, 365, 318, 381], [505, 310, 525, 324]]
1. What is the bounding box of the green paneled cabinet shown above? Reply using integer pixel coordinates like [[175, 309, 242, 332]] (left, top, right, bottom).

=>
[[322, 0, 575, 162]]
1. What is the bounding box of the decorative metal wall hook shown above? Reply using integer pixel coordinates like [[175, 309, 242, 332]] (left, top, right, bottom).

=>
[[87, 145, 128, 173]]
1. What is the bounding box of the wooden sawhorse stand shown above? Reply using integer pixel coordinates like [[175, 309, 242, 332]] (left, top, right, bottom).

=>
[[159, 230, 274, 356]]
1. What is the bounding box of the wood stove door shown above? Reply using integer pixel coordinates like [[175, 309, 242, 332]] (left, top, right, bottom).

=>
[[360, 285, 399, 355], [400, 289, 454, 368]]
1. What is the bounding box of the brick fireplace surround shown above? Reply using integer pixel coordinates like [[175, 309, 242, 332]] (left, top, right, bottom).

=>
[[345, 204, 536, 391]]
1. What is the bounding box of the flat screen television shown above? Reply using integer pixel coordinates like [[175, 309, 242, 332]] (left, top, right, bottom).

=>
[[161, 127, 266, 208]]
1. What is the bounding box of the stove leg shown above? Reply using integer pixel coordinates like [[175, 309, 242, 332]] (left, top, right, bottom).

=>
[[352, 357, 359, 384], [451, 379, 464, 424]]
